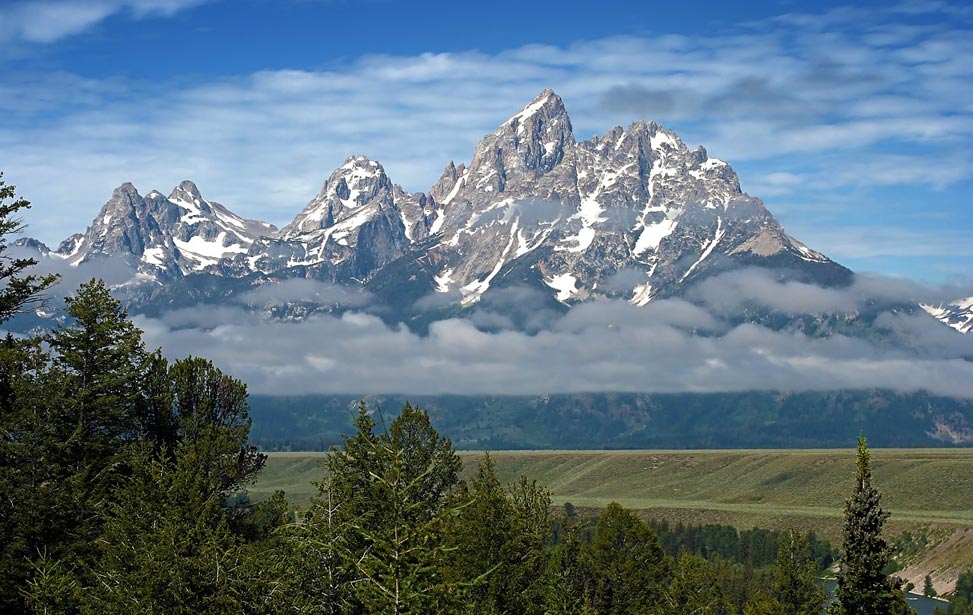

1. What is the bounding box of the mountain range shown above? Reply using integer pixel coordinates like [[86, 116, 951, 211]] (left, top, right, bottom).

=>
[[13, 89, 973, 447], [20, 88, 890, 327]]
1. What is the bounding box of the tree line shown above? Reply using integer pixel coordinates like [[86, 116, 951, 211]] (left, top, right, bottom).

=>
[[0, 173, 958, 613]]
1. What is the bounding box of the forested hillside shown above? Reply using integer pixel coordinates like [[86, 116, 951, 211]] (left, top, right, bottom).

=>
[[248, 392, 973, 451]]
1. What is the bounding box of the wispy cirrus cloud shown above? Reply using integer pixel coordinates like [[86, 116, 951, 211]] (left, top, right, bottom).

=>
[[0, 0, 210, 44]]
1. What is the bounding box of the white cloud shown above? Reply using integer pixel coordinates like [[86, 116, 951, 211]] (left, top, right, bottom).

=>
[[0, 0, 209, 44], [130, 288, 973, 398]]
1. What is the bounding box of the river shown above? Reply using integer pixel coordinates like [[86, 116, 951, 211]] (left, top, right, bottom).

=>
[[824, 580, 948, 615]]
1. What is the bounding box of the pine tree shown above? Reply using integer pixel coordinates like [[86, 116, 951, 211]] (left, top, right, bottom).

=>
[[957, 570, 973, 603], [588, 502, 671, 615], [831, 435, 913, 615], [661, 553, 733, 615], [0, 173, 58, 323], [79, 360, 276, 614], [446, 453, 552, 614], [772, 530, 826, 615], [743, 591, 785, 615], [543, 520, 596, 615], [0, 335, 75, 612], [49, 279, 148, 463], [323, 402, 466, 614], [925, 574, 937, 598]]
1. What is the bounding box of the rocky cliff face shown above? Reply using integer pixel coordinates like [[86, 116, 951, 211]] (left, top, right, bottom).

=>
[[28, 89, 855, 323]]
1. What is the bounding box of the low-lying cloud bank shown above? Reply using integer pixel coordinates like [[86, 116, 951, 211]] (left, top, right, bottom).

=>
[[12, 249, 972, 398], [122, 268, 973, 398]]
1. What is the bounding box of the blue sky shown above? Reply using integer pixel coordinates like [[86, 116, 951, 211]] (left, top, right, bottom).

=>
[[1, 0, 970, 283]]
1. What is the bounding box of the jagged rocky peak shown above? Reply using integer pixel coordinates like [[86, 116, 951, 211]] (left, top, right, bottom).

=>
[[169, 179, 203, 202], [248, 155, 411, 283], [51, 179, 277, 277], [64, 181, 153, 265], [499, 88, 575, 173], [429, 161, 466, 204], [12, 237, 51, 256], [161, 179, 277, 239], [57, 233, 85, 257], [461, 89, 576, 195], [23, 88, 854, 324], [414, 89, 848, 309], [282, 155, 394, 239], [393, 184, 443, 243]]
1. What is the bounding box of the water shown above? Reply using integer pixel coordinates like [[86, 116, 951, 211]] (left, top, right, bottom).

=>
[[823, 580, 948, 615]]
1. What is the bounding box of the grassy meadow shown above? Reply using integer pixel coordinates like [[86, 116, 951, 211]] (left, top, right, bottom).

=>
[[249, 448, 973, 591]]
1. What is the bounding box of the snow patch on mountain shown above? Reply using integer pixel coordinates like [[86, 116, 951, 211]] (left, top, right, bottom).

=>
[[923, 298, 973, 333]]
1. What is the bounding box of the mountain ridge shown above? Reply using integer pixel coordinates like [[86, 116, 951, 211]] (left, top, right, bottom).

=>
[[23, 89, 967, 333]]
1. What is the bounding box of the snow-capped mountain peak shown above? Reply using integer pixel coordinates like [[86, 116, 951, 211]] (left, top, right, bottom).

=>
[[168, 179, 204, 203], [281, 156, 394, 240], [410, 89, 844, 308], [54, 180, 276, 278]]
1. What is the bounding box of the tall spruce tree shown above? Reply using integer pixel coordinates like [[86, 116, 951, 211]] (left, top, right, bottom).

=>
[[323, 402, 465, 614], [588, 502, 671, 615], [446, 453, 552, 615], [772, 530, 826, 615], [0, 173, 58, 322], [0, 335, 71, 612], [831, 435, 913, 615], [0, 176, 62, 609], [73, 358, 276, 614]]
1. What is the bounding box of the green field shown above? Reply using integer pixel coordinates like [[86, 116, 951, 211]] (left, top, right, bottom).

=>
[[251, 448, 973, 528], [249, 448, 973, 590]]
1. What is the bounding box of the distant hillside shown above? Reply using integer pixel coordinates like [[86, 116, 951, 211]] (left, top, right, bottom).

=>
[[248, 390, 973, 451]]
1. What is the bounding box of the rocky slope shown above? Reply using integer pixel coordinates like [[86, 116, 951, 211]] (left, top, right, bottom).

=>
[[20, 89, 864, 322], [923, 298, 973, 334]]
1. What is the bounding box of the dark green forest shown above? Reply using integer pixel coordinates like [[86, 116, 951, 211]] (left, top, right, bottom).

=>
[[247, 391, 973, 451], [3, 176, 971, 613]]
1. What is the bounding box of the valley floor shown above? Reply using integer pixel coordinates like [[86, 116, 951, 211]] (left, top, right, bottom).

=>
[[250, 448, 973, 594]]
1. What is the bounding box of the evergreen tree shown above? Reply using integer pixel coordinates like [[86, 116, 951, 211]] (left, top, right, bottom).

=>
[[661, 553, 734, 615], [0, 173, 58, 322], [772, 530, 826, 615], [958, 570, 973, 603], [831, 435, 913, 615], [288, 478, 356, 614], [588, 502, 671, 615], [743, 591, 785, 615], [447, 454, 552, 614], [166, 356, 266, 497], [0, 335, 74, 611], [76, 359, 277, 614], [925, 574, 937, 598], [542, 520, 596, 615], [323, 402, 465, 614], [48, 279, 148, 464], [939, 570, 973, 615], [2, 280, 152, 611], [80, 444, 244, 614]]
